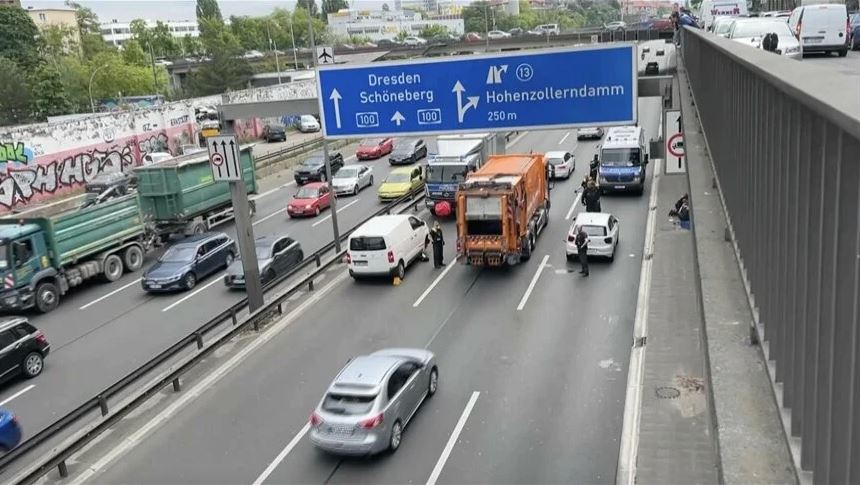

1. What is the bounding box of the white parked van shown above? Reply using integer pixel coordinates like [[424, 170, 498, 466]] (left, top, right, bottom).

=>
[[699, 0, 749, 30], [788, 3, 850, 56], [347, 215, 430, 280]]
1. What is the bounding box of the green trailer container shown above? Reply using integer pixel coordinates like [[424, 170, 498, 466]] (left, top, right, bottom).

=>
[[0, 194, 153, 312], [135, 146, 257, 235]]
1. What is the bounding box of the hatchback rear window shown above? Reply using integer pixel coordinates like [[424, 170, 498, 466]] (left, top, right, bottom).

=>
[[579, 225, 607, 237], [350, 236, 386, 251], [323, 393, 376, 415]]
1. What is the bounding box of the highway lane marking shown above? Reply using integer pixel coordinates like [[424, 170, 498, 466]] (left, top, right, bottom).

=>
[[161, 275, 226, 312], [0, 384, 34, 406], [559, 132, 571, 145], [565, 192, 583, 221], [252, 423, 310, 485], [413, 258, 458, 307], [516, 254, 550, 311], [312, 198, 361, 227], [617, 159, 661, 485], [426, 391, 480, 485], [78, 278, 142, 310], [68, 271, 350, 485]]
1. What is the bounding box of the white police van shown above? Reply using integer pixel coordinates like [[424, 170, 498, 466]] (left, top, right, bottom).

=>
[[598, 126, 649, 195]]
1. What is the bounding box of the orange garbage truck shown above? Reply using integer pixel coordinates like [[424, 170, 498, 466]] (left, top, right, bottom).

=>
[[455, 154, 551, 266]]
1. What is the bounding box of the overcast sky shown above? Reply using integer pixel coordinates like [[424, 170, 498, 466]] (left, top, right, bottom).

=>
[[21, 0, 469, 22]]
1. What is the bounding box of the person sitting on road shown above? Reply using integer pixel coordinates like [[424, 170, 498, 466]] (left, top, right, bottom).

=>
[[668, 193, 689, 217]]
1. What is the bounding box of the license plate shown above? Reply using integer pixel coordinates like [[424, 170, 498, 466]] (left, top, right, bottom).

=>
[[354, 261, 368, 266], [804, 38, 823, 44], [614, 185, 625, 189], [149, 284, 161, 289]]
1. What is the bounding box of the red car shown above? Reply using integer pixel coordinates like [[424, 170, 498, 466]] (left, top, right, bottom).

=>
[[355, 138, 394, 160], [286, 182, 333, 218], [464, 32, 483, 42]]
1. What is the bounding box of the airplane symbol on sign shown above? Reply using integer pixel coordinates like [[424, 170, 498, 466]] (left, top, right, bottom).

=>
[[318, 49, 333, 63]]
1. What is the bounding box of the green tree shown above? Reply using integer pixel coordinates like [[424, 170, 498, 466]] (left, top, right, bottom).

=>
[[199, 17, 244, 55], [130, 18, 152, 45], [151, 21, 181, 58], [0, 6, 41, 71], [230, 16, 268, 51], [181, 34, 204, 56], [122, 39, 148, 66], [86, 52, 168, 99], [196, 0, 223, 22], [30, 65, 75, 120], [419, 24, 449, 39], [187, 54, 252, 96], [297, 0, 320, 18], [321, 0, 348, 20], [65, 1, 100, 34], [0, 57, 32, 125], [39, 25, 81, 60]]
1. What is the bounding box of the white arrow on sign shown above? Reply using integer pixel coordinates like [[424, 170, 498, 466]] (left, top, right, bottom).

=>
[[452, 81, 479, 123], [391, 111, 405, 126], [329, 89, 342, 129]]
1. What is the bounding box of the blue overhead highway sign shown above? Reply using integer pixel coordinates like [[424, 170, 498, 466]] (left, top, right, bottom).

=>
[[316, 44, 637, 138]]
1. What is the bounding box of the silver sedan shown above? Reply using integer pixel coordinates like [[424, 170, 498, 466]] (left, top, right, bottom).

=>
[[309, 348, 438, 455], [331, 164, 373, 196]]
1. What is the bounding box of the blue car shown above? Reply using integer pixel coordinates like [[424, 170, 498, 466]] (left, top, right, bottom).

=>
[[0, 409, 22, 452], [142, 233, 236, 292], [850, 13, 860, 50]]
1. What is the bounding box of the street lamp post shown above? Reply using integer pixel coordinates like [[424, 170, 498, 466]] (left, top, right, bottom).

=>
[[147, 42, 159, 93], [88, 64, 109, 114], [289, 17, 299, 68], [267, 22, 283, 84]]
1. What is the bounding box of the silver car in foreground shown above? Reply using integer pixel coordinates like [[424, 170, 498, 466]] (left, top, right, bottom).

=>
[[309, 348, 438, 455], [331, 164, 374, 196]]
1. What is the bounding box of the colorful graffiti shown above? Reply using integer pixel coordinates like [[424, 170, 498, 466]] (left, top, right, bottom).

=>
[[0, 142, 34, 166]]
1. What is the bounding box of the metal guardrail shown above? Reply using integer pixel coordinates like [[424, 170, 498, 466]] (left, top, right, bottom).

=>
[[255, 136, 323, 164], [682, 28, 860, 483], [0, 188, 428, 484]]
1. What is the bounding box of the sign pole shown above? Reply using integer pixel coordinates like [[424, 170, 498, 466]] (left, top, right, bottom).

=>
[[206, 134, 263, 311], [308, 9, 342, 252]]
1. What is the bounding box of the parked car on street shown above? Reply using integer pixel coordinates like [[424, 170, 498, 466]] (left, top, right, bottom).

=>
[[224, 235, 303, 289], [788, 3, 850, 56], [403, 36, 427, 46], [142, 233, 236, 292], [546, 151, 575, 179], [309, 348, 438, 455], [728, 18, 802, 60], [377, 166, 425, 202], [347, 215, 430, 280], [605, 21, 628, 31], [0, 317, 50, 382], [464, 32, 483, 42], [356, 138, 394, 160], [849, 12, 860, 50], [264, 124, 287, 142], [577, 127, 605, 140], [508, 27, 525, 36], [332, 164, 374, 196], [566, 212, 620, 262], [487, 30, 511, 39], [531, 23, 560, 35], [298, 115, 320, 133], [377, 38, 401, 47], [294, 151, 344, 184], [0, 409, 22, 452], [287, 182, 333, 218], [388, 138, 427, 165]]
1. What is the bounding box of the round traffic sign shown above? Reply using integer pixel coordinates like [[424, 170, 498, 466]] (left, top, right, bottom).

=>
[[210, 153, 224, 166], [667, 133, 685, 158]]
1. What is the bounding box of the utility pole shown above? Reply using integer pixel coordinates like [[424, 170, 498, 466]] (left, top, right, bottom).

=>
[[289, 17, 299, 68], [307, 7, 342, 252], [267, 22, 283, 84]]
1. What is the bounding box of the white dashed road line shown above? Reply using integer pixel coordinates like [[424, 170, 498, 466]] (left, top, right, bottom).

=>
[[426, 391, 480, 485], [516, 254, 550, 311], [79, 278, 142, 310], [312, 198, 361, 227], [0, 384, 35, 407], [413, 258, 458, 307]]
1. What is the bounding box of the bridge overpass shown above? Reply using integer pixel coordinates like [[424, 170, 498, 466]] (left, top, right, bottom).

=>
[[0, 27, 857, 485]]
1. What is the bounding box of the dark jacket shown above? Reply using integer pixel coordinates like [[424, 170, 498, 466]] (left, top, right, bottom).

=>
[[430, 227, 444, 245], [575, 231, 588, 252], [582, 186, 601, 212]]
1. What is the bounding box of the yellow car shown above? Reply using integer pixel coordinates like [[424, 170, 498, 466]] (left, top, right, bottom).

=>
[[378, 166, 425, 202]]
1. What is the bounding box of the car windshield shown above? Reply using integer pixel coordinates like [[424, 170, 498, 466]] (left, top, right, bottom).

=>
[[334, 167, 360, 179], [0, 245, 8, 270], [577, 224, 607, 237], [715, 21, 733, 35], [160, 246, 197, 263], [301, 158, 323, 167], [601, 148, 641, 166], [255, 245, 272, 260], [301, 115, 316, 123], [360, 138, 383, 147], [393, 140, 415, 151], [322, 393, 376, 415], [295, 187, 319, 198], [732, 21, 792, 38], [386, 173, 411, 183], [427, 164, 467, 183], [350, 236, 386, 251], [547, 157, 566, 166], [268, 125, 285, 131]]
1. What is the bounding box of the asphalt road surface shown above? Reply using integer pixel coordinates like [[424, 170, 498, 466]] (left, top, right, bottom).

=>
[[802, 48, 860, 80], [0, 132, 448, 441], [77, 97, 663, 485]]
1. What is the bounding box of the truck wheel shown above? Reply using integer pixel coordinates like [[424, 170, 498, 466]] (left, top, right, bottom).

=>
[[103, 254, 124, 282], [521, 235, 532, 261], [35, 282, 59, 313], [123, 246, 144, 272], [187, 221, 207, 236]]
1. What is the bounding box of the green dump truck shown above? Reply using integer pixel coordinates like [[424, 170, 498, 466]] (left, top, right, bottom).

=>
[[136, 146, 257, 236], [0, 146, 258, 313]]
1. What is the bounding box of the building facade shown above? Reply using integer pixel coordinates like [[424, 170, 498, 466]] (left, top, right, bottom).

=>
[[327, 9, 464, 40], [26, 7, 81, 53], [100, 20, 200, 47]]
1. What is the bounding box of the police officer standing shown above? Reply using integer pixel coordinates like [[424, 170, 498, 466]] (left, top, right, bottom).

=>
[[430, 221, 445, 268], [589, 154, 599, 181], [575, 225, 589, 277], [582, 179, 602, 213]]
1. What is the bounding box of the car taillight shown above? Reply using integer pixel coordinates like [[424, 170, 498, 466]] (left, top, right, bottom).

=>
[[35, 331, 46, 345], [310, 412, 323, 426], [568, 234, 576, 242], [604, 237, 613, 244], [358, 413, 384, 429], [387, 250, 394, 263], [346, 252, 352, 263]]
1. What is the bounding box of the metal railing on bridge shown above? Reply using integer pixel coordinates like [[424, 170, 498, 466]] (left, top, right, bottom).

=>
[[682, 27, 860, 484]]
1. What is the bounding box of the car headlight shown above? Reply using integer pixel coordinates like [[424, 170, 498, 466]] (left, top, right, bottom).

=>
[[305, 204, 313, 209], [4, 296, 17, 305], [632, 176, 641, 183]]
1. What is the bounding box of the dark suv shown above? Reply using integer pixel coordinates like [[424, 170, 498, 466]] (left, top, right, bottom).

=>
[[0, 317, 50, 382], [294, 151, 344, 185]]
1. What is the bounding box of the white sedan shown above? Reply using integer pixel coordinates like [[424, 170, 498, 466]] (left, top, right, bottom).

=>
[[546, 151, 575, 179], [403, 36, 427, 47], [487, 30, 511, 39], [566, 212, 620, 262], [331, 164, 374, 196]]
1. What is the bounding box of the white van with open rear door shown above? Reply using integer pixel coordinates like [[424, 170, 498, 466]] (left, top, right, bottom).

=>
[[788, 2, 850, 56], [699, 0, 748, 31]]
